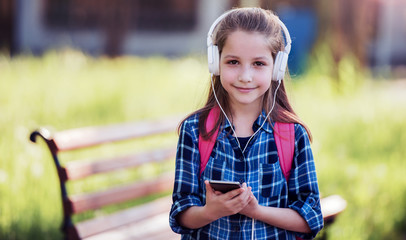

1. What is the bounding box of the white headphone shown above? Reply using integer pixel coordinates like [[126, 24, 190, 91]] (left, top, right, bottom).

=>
[[207, 9, 292, 81]]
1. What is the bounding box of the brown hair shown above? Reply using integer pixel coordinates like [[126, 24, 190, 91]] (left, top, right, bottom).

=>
[[181, 7, 312, 142]]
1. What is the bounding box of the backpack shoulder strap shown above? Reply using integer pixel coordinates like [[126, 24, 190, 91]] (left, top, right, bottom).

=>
[[198, 110, 295, 180], [274, 122, 295, 181], [198, 107, 220, 177]]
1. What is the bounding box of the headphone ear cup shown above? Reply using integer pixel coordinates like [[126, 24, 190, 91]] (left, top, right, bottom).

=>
[[208, 45, 220, 76], [272, 51, 288, 81]]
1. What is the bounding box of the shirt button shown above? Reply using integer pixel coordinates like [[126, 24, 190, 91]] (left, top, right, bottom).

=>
[[308, 199, 317, 208], [233, 226, 240, 231], [239, 178, 244, 184]]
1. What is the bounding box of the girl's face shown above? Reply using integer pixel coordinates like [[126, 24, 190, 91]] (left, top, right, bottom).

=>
[[219, 30, 274, 111]]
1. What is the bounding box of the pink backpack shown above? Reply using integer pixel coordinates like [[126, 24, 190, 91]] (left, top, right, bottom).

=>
[[198, 107, 295, 180]]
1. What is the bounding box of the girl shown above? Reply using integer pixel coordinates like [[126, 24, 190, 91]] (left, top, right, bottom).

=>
[[170, 7, 323, 240]]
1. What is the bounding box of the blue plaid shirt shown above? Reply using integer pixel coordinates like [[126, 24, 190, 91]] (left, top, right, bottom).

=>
[[170, 112, 323, 239]]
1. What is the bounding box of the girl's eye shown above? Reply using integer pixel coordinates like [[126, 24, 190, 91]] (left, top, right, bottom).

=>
[[227, 60, 239, 65], [254, 61, 265, 66]]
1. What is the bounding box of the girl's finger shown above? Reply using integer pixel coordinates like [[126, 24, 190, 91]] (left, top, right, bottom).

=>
[[205, 180, 214, 193], [225, 187, 244, 199]]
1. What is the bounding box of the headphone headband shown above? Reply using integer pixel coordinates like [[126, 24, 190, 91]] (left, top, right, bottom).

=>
[[207, 10, 235, 46], [207, 8, 292, 80]]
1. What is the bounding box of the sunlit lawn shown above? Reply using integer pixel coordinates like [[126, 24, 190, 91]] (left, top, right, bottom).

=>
[[1, 50, 405, 239]]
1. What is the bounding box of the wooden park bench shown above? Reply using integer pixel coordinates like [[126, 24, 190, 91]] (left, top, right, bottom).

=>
[[30, 116, 346, 240]]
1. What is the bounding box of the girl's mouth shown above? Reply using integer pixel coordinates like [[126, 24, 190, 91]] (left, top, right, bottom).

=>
[[235, 86, 255, 93]]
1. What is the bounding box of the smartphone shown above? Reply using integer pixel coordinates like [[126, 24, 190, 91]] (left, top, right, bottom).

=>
[[209, 180, 241, 193]]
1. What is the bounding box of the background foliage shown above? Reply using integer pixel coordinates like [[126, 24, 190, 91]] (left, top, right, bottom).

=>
[[1, 49, 405, 239]]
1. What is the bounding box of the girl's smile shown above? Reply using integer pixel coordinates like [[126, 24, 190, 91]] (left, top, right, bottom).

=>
[[234, 86, 257, 93], [219, 30, 274, 110]]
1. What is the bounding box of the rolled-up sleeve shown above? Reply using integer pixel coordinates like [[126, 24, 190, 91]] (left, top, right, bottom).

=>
[[169, 119, 203, 234], [288, 124, 324, 239]]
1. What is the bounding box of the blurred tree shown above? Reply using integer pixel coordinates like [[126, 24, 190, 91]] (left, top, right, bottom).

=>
[[66, 0, 131, 57], [100, 0, 132, 57], [0, 0, 15, 54], [257, 0, 377, 82], [314, 0, 377, 68]]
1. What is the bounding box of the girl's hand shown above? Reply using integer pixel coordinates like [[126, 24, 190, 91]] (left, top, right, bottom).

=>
[[238, 188, 259, 219], [204, 180, 252, 220]]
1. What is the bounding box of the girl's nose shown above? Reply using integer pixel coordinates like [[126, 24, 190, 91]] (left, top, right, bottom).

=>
[[238, 67, 253, 82]]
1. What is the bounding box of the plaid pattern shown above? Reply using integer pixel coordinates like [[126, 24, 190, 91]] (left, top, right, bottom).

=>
[[170, 112, 324, 240]]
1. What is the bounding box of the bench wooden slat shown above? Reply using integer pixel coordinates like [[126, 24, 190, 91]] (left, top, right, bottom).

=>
[[83, 212, 179, 240], [70, 172, 174, 214], [77, 195, 173, 239], [65, 147, 177, 180], [77, 193, 344, 239], [134, 228, 179, 240], [54, 116, 181, 151]]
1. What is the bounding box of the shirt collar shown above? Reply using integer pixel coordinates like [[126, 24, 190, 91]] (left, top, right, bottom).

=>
[[255, 110, 274, 134], [222, 110, 274, 135]]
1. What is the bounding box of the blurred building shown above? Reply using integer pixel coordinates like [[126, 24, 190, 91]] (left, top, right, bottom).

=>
[[1, 0, 405, 73], [11, 0, 235, 56]]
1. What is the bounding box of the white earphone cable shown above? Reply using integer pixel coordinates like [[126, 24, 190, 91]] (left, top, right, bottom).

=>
[[211, 75, 281, 240]]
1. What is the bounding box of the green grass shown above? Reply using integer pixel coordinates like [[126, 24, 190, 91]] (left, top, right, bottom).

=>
[[293, 79, 406, 239], [1, 49, 405, 239]]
